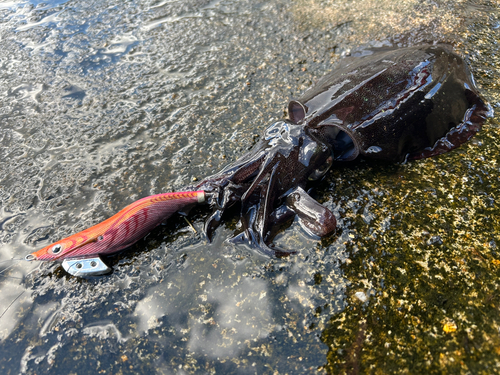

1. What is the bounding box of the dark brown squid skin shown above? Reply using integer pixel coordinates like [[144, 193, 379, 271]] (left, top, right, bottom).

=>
[[196, 45, 492, 256]]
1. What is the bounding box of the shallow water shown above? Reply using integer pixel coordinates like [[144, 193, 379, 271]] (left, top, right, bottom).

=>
[[0, 0, 499, 373]]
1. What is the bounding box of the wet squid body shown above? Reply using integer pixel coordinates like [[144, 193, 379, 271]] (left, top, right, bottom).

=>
[[26, 45, 492, 273]]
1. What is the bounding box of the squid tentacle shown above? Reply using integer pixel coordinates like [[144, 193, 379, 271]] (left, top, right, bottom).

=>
[[240, 156, 280, 204], [204, 181, 248, 241], [236, 161, 297, 256]]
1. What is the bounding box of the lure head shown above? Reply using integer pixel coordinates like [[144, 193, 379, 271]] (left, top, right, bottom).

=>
[[26, 234, 99, 261], [27, 246, 113, 276]]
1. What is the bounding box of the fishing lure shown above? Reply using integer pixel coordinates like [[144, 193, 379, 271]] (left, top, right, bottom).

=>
[[25, 191, 205, 276]]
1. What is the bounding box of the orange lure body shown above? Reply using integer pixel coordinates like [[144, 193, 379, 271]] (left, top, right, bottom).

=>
[[27, 191, 205, 261]]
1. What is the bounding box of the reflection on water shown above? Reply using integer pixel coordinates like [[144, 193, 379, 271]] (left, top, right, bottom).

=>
[[135, 268, 274, 357], [0, 0, 499, 373]]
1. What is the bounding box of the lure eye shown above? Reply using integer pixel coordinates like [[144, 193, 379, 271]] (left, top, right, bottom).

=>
[[308, 155, 333, 181], [51, 244, 63, 254]]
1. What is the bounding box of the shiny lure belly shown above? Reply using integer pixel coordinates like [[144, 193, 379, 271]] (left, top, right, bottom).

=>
[[24, 45, 492, 276]]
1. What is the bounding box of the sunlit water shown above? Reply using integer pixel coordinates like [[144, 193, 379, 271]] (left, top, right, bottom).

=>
[[0, 0, 499, 373]]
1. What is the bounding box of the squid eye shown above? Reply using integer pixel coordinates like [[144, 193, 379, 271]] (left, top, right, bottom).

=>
[[308, 156, 333, 181], [51, 244, 63, 254]]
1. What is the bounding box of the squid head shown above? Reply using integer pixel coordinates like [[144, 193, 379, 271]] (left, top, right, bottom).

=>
[[198, 120, 337, 256]]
